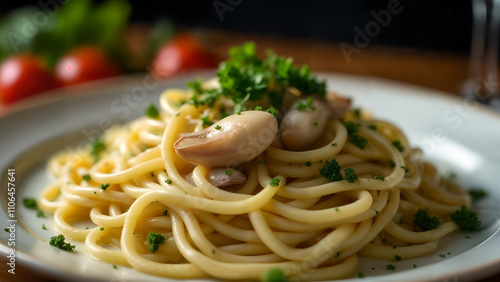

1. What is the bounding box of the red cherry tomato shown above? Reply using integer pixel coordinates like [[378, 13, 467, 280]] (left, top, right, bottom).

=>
[[153, 34, 217, 78], [0, 54, 58, 104], [55, 46, 121, 86]]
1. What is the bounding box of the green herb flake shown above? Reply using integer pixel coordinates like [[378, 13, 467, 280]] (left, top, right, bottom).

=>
[[36, 210, 44, 218], [468, 188, 487, 201], [304, 161, 312, 167], [100, 227, 104, 231], [344, 168, 358, 183], [49, 234, 75, 252], [357, 271, 365, 278], [350, 134, 367, 149], [112, 264, 117, 269], [374, 173, 385, 181], [367, 124, 377, 131], [82, 174, 91, 181], [162, 210, 168, 216], [165, 179, 172, 185], [201, 116, 214, 127], [100, 183, 110, 191], [214, 125, 222, 130], [23, 198, 37, 209], [392, 140, 405, 152], [320, 158, 343, 182], [269, 177, 280, 187], [450, 205, 482, 231], [225, 169, 232, 175], [42, 224, 47, 230], [90, 138, 106, 161], [145, 103, 160, 119], [147, 232, 166, 253], [4, 228, 9, 232], [414, 208, 440, 231], [263, 267, 288, 282], [386, 264, 396, 271], [331, 142, 337, 146], [395, 255, 402, 261], [388, 160, 395, 168]]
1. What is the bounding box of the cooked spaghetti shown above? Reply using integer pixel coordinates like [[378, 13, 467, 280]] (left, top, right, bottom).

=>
[[38, 43, 473, 281]]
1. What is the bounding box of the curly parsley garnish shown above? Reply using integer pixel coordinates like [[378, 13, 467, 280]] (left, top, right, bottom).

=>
[[49, 234, 75, 252]]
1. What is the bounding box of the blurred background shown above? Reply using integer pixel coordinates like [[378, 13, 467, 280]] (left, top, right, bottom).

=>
[[0, 0, 483, 107]]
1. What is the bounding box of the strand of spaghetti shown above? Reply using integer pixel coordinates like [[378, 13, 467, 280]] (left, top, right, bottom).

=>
[[265, 120, 347, 162], [90, 206, 128, 227], [90, 157, 164, 183], [194, 210, 322, 244], [336, 189, 400, 261], [128, 146, 161, 167], [170, 210, 322, 280], [38, 183, 64, 212], [384, 221, 459, 243], [85, 226, 130, 266], [161, 104, 206, 197], [358, 240, 440, 260], [121, 191, 206, 278], [53, 203, 91, 241], [65, 183, 135, 205], [249, 209, 357, 260], [292, 255, 359, 281], [174, 208, 283, 263], [192, 165, 259, 201], [262, 190, 373, 224]]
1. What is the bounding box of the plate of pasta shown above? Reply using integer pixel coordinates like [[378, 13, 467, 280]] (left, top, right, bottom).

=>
[[1, 43, 500, 282]]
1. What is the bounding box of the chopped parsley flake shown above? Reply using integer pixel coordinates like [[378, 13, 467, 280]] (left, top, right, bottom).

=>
[[201, 116, 214, 127], [413, 264, 417, 268], [296, 97, 316, 111], [269, 177, 280, 187], [313, 121, 318, 126], [334, 252, 340, 258], [42, 224, 47, 230], [450, 205, 482, 231], [400, 166, 408, 173], [374, 173, 385, 181], [357, 271, 365, 278], [392, 140, 404, 152], [331, 142, 337, 146], [350, 134, 367, 149], [4, 228, 9, 232], [100, 227, 104, 231], [145, 103, 160, 119], [388, 160, 395, 168], [304, 161, 312, 167], [264, 268, 288, 282], [23, 198, 37, 209], [395, 255, 402, 261], [90, 138, 106, 161], [320, 158, 343, 182], [211, 248, 215, 254], [147, 232, 165, 253], [343, 121, 361, 135], [163, 210, 168, 216], [214, 125, 222, 130], [367, 124, 377, 131], [49, 234, 75, 252], [82, 174, 91, 181], [112, 264, 117, 269], [386, 264, 396, 271], [439, 254, 446, 258], [414, 208, 440, 231], [100, 183, 110, 191], [165, 179, 172, 184], [225, 169, 232, 175], [468, 188, 487, 201], [344, 168, 358, 183], [36, 210, 44, 218], [465, 235, 471, 239]]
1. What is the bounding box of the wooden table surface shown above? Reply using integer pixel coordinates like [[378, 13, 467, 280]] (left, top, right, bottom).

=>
[[1, 29, 499, 281]]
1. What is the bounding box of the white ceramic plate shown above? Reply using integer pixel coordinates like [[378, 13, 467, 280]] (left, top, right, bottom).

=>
[[1, 72, 499, 282]]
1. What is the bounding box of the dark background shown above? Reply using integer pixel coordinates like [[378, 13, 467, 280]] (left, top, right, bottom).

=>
[[1, 0, 473, 54]]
